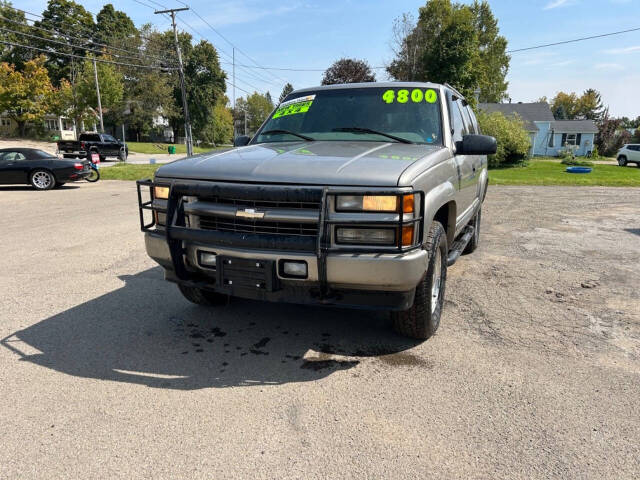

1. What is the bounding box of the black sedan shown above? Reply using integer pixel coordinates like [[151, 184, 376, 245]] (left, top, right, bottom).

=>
[[0, 148, 92, 190]]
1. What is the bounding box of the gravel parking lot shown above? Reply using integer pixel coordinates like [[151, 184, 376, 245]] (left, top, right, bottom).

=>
[[1, 182, 639, 479]]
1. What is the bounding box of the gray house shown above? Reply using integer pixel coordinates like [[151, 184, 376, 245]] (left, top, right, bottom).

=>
[[479, 102, 598, 157]]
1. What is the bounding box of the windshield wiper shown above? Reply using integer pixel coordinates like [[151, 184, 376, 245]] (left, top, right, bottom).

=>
[[332, 127, 414, 144], [260, 129, 315, 142]]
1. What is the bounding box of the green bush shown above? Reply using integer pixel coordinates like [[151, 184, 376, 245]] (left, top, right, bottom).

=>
[[477, 111, 531, 168], [560, 158, 594, 166]]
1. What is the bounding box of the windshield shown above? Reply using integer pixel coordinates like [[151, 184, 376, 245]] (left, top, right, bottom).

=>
[[253, 86, 443, 145]]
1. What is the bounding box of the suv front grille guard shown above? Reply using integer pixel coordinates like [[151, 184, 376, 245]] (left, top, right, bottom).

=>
[[137, 180, 424, 294]]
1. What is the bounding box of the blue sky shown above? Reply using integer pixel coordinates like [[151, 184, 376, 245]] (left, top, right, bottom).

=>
[[22, 0, 640, 117]]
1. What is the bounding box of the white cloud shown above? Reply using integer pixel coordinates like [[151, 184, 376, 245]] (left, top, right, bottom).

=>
[[603, 45, 640, 55], [595, 63, 624, 71], [543, 0, 577, 10]]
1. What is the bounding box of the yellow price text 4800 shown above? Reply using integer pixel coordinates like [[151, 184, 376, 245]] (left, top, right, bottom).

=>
[[382, 89, 438, 104]]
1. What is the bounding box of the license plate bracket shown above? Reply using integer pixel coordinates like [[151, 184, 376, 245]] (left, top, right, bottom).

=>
[[216, 256, 278, 292]]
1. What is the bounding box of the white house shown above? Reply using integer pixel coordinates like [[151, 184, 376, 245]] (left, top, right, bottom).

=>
[[479, 102, 599, 157]]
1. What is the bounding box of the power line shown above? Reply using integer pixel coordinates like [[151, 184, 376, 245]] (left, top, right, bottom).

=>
[[0, 39, 176, 70], [0, 12, 175, 65], [0, 25, 169, 66], [174, 1, 288, 85], [507, 26, 640, 53]]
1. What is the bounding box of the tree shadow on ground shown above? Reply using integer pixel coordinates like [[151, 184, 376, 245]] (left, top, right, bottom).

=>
[[1, 267, 422, 390]]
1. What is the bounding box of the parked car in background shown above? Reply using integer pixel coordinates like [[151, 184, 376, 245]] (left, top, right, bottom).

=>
[[0, 148, 91, 190], [57, 132, 128, 162], [617, 144, 640, 167]]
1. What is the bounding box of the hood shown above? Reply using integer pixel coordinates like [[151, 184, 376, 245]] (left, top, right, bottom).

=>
[[155, 141, 443, 186]]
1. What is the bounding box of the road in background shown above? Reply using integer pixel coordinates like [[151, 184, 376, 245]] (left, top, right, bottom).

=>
[[1, 182, 638, 479]]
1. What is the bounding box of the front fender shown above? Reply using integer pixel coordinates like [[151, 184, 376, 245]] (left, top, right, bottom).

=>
[[423, 181, 457, 245]]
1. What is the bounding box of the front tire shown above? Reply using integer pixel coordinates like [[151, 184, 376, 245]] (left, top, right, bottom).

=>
[[618, 156, 627, 166], [30, 170, 56, 190], [392, 221, 447, 340], [178, 284, 227, 306]]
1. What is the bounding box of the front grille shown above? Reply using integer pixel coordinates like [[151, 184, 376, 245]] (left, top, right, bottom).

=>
[[199, 196, 320, 211], [199, 215, 318, 237], [192, 191, 322, 242]]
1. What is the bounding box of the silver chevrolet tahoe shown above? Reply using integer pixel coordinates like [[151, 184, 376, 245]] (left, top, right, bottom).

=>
[[136, 82, 496, 339]]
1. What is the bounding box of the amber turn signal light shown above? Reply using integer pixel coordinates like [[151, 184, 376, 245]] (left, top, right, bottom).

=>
[[401, 225, 414, 246], [403, 194, 414, 214]]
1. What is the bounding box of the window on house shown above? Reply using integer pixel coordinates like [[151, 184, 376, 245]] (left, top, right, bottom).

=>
[[548, 131, 554, 148], [1, 118, 11, 127], [45, 119, 57, 130]]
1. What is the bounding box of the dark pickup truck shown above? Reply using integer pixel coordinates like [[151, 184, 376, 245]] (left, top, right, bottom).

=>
[[57, 132, 128, 161]]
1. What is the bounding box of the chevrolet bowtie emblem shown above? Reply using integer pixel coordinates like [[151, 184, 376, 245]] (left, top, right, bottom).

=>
[[236, 208, 265, 219]]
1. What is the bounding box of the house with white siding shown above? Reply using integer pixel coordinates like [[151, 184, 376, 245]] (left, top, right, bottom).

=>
[[479, 102, 598, 157]]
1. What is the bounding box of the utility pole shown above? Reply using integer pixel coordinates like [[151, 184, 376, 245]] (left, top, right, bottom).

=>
[[92, 58, 104, 133], [232, 47, 236, 113], [154, 7, 193, 156]]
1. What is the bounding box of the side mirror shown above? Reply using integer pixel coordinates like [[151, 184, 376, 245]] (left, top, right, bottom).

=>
[[233, 135, 251, 147], [456, 134, 497, 155]]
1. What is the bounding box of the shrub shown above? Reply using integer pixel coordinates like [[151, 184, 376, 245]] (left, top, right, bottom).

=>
[[477, 111, 531, 168], [561, 158, 594, 166]]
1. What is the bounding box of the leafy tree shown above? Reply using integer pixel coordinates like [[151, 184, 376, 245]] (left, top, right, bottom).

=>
[[594, 113, 632, 157], [0, 1, 33, 69], [95, 4, 137, 47], [235, 92, 274, 135], [183, 40, 226, 141], [577, 88, 603, 120], [199, 99, 233, 145], [0, 56, 53, 136], [279, 83, 294, 103], [322, 58, 376, 85], [387, 0, 510, 102], [550, 92, 579, 120], [549, 89, 604, 120], [121, 69, 176, 141], [77, 56, 124, 112], [632, 127, 640, 144], [34, 0, 96, 85], [476, 110, 530, 167]]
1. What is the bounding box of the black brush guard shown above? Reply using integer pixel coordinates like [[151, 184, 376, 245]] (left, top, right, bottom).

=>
[[137, 179, 424, 298]]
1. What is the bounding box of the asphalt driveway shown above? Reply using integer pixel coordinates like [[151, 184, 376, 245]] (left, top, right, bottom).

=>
[[1, 182, 638, 479]]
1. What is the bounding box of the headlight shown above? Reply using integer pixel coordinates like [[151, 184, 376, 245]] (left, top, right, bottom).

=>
[[336, 227, 396, 245], [336, 194, 414, 213], [154, 186, 169, 199]]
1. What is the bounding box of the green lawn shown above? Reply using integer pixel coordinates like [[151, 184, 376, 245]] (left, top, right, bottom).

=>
[[125, 141, 220, 155], [101, 159, 640, 187], [490, 160, 640, 187], [100, 163, 161, 181]]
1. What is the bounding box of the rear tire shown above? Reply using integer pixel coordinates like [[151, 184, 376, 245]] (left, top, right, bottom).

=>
[[392, 221, 447, 340], [178, 284, 227, 306], [463, 208, 481, 254], [30, 169, 56, 190], [618, 156, 627, 166]]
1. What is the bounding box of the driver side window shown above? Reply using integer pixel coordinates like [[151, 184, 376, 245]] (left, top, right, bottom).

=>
[[449, 99, 466, 144]]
